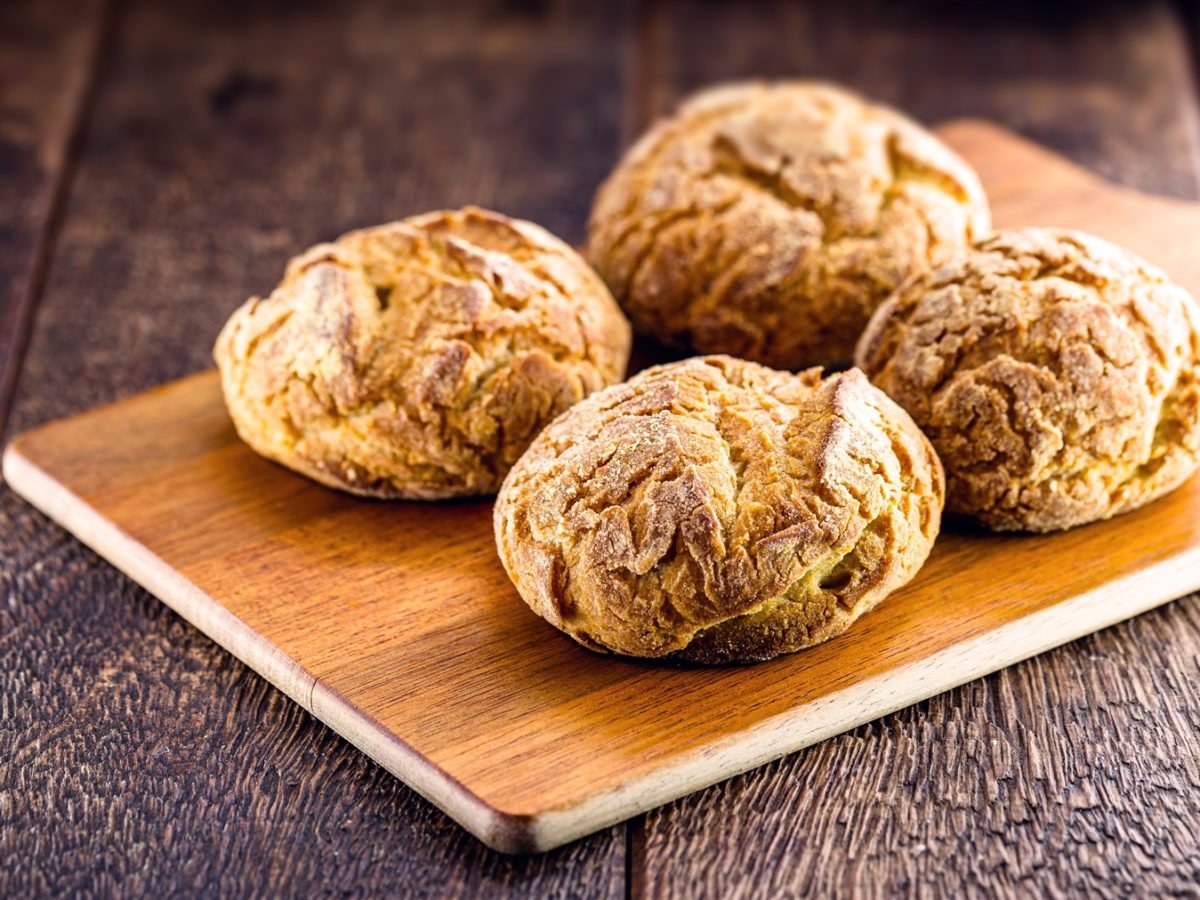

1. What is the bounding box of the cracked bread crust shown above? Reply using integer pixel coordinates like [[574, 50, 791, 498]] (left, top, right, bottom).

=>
[[586, 81, 990, 369], [856, 227, 1200, 532], [494, 356, 944, 663], [214, 207, 632, 499]]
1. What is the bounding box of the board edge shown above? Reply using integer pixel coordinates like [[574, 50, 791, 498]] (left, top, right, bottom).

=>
[[1, 439, 540, 855], [8, 432, 1200, 853], [516, 532, 1200, 851], [936, 117, 1200, 214], [9, 419, 1200, 854]]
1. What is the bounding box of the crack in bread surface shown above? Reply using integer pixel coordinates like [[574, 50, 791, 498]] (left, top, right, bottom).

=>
[[586, 81, 990, 369], [856, 227, 1200, 532], [494, 355, 944, 663], [214, 207, 632, 499]]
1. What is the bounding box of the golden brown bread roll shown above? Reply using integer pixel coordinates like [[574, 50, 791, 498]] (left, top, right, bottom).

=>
[[215, 207, 632, 499], [586, 81, 990, 369], [856, 227, 1200, 532], [494, 355, 944, 663]]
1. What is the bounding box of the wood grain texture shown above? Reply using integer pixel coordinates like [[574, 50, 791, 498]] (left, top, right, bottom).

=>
[[633, 0, 1200, 199], [634, 608, 1200, 897], [0, 0, 110, 430], [0, 0, 628, 894], [7, 0, 628, 438], [633, 2, 1200, 895], [8, 124, 1200, 858], [6, 0, 1200, 894]]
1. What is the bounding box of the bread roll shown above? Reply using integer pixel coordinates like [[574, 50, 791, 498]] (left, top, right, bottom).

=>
[[587, 81, 989, 368], [215, 207, 631, 499], [857, 227, 1200, 531], [495, 355, 944, 663]]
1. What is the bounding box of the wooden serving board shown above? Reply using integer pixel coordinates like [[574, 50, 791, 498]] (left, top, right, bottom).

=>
[[7, 121, 1200, 854]]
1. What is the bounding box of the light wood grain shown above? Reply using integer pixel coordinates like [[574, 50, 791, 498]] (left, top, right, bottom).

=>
[[7, 122, 1200, 855]]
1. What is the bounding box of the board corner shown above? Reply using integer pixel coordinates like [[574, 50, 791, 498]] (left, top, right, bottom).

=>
[[3, 435, 41, 494], [472, 807, 576, 856]]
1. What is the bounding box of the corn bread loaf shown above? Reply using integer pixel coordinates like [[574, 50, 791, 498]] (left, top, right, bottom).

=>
[[587, 81, 990, 368], [215, 207, 632, 499], [495, 355, 944, 663], [857, 227, 1200, 531]]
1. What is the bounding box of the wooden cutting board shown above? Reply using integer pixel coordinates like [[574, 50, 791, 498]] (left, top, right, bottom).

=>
[[7, 121, 1200, 854]]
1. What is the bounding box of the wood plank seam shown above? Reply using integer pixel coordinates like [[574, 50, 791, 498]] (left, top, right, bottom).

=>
[[1177, 0, 1200, 193], [619, 3, 658, 888], [0, 0, 117, 439], [1167, 0, 1200, 195], [620, 0, 666, 150]]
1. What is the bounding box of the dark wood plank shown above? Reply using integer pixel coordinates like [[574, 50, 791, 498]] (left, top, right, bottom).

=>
[[0, 0, 628, 894], [635, 0, 1200, 200], [7, 0, 627, 436], [636, 604, 1200, 896], [633, 1, 1200, 895], [0, 0, 110, 432], [8, 0, 1200, 893], [0, 498, 623, 895]]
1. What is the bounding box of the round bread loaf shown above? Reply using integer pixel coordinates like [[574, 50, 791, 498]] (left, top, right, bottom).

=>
[[494, 355, 944, 663], [214, 207, 632, 499], [586, 81, 990, 369], [856, 227, 1200, 532]]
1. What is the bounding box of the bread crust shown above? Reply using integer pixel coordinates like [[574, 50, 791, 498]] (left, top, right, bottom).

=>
[[494, 355, 944, 663], [856, 227, 1200, 532], [214, 207, 632, 499], [586, 81, 990, 369]]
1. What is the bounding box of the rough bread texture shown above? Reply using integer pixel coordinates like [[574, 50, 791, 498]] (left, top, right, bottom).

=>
[[856, 227, 1200, 532], [214, 207, 632, 499], [494, 356, 944, 663], [586, 81, 990, 369]]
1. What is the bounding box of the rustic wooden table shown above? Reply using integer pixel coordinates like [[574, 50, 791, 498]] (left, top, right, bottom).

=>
[[5, 0, 1200, 895]]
